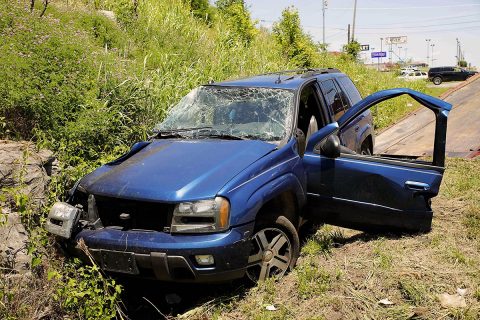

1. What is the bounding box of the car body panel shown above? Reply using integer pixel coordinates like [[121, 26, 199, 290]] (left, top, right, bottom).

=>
[[79, 139, 276, 202], [303, 88, 450, 232]]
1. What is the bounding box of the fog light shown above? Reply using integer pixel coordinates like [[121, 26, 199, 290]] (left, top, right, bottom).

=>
[[195, 255, 215, 266]]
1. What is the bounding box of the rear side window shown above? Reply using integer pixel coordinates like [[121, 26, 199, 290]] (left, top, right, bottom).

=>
[[337, 76, 362, 106], [320, 79, 345, 121]]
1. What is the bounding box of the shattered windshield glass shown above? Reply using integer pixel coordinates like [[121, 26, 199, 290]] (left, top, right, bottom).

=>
[[154, 86, 295, 142]]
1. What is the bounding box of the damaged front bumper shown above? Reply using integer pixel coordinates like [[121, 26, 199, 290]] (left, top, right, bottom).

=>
[[71, 222, 254, 283]]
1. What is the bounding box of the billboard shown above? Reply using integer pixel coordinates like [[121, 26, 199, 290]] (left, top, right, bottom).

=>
[[385, 36, 407, 44]]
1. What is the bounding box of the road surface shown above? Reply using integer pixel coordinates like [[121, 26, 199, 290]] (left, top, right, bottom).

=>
[[375, 76, 480, 158]]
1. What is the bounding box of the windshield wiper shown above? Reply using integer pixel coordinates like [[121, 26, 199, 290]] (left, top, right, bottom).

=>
[[195, 132, 245, 140]]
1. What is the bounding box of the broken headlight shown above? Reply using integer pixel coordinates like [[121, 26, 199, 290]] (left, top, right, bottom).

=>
[[171, 197, 230, 233], [45, 202, 81, 239]]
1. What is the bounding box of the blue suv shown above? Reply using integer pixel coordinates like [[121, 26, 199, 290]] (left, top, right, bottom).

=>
[[46, 69, 450, 282]]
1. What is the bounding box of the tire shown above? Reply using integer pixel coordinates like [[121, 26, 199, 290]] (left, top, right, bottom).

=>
[[360, 139, 372, 156], [246, 215, 300, 282], [432, 76, 442, 85]]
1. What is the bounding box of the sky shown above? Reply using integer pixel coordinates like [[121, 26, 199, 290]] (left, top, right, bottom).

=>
[[244, 0, 480, 68]]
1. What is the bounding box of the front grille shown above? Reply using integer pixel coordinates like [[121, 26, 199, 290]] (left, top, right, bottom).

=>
[[94, 195, 173, 232]]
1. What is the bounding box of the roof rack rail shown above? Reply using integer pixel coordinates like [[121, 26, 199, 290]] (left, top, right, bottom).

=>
[[258, 68, 341, 77]]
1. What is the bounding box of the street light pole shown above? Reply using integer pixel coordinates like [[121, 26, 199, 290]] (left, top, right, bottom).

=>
[[430, 43, 435, 67], [322, 0, 327, 46], [351, 0, 357, 42], [378, 37, 383, 71], [425, 39, 431, 67]]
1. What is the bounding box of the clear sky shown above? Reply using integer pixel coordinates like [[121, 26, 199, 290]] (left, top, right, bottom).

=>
[[244, 0, 480, 68]]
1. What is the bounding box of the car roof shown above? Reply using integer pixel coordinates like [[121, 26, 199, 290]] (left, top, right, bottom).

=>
[[212, 68, 344, 90]]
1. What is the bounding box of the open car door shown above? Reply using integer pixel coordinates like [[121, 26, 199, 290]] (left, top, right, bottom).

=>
[[303, 88, 451, 232]]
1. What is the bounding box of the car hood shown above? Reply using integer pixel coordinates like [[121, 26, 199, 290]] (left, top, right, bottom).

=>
[[79, 139, 276, 201]]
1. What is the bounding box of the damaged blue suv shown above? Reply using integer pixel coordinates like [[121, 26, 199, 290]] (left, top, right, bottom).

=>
[[46, 69, 450, 282]]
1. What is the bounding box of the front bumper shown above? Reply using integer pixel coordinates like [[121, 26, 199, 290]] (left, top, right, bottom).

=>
[[73, 222, 254, 283]]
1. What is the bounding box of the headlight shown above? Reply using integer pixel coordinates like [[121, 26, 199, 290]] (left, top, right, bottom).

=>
[[171, 197, 230, 233], [45, 202, 81, 239]]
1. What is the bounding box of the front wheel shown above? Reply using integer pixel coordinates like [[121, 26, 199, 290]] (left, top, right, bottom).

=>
[[246, 215, 299, 282], [432, 76, 442, 85]]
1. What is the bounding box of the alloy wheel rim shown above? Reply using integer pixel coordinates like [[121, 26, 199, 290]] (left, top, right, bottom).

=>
[[246, 227, 292, 282]]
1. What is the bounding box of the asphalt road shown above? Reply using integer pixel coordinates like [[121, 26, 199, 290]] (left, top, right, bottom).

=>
[[375, 77, 480, 158]]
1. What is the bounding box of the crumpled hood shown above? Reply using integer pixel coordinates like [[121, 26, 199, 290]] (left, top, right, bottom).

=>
[[79, 139, 276, 201]]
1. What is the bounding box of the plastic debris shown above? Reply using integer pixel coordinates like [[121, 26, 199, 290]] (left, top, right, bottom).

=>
[[265, 305, 277, 311], [378, 298, 394, 306]]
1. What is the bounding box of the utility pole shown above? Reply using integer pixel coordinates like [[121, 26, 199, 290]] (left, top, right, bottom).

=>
[[322, 0, 327, 46], [351, 0, 358, 42], [456, 38, 460, 66], [380, 37, 383, 68], [347, 24, 351, 44], [425, 39, 431, 67]]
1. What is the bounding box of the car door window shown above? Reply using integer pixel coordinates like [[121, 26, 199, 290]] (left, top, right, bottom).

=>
[[337, 76, 362, 108], [319, 79, 345, 121], [297, 84, 326, 143]]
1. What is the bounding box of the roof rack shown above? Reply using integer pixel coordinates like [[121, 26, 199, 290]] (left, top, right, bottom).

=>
[[259, 68, 341, 77]]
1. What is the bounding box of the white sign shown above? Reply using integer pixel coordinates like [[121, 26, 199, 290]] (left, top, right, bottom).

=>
[[385, 36, 407, 44]]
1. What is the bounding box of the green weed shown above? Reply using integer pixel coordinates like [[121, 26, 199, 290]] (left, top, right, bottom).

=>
[[296, 260, 331, 299]]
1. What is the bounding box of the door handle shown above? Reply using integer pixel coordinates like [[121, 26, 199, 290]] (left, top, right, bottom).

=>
[[405, 181, 430, 191], [354, 125, 360, 132]]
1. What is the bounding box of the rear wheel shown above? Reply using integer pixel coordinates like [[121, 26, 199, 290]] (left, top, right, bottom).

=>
[[432, 76, 442, 85], [246, 215, 299, 282]]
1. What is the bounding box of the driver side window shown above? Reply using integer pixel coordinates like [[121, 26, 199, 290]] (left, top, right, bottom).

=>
[[297, 85, 325, 142]]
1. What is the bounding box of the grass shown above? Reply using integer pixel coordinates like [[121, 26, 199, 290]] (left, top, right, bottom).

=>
[[189, 158, 480, 319]]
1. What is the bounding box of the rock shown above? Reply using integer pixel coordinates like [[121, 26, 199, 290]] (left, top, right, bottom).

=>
[[0, 140, 56, 272], [438, 293, 467, 308], [98, 10, 116, 22], [0, 140, 55, 209], [0, 207, 30, 271]]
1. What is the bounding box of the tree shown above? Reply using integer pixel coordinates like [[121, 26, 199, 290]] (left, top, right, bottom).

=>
[[216, 0, 257, 45], [186, 0, 215, 25], [272, 6, 318, 68], [343, 40, 361, 59]]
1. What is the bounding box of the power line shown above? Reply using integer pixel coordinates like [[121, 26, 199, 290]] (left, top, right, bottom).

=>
[[353, 19, 480, 30], [355, 24, 480, 35], [358, 13, 480, 26], [329, 4, 480, 10]]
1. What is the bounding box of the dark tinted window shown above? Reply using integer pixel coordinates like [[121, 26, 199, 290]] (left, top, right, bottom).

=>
[[320, 79, 345, 121], [337, 76, 362, 106]]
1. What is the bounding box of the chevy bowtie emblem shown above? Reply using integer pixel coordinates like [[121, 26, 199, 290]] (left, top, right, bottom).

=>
[[119, 213, 131, 220]]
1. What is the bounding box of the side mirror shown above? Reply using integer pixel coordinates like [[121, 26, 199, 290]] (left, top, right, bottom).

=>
[[320, 135, 341, 158]]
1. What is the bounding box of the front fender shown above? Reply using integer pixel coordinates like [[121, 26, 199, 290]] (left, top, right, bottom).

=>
[[244, 173, 305, 223], [219, 141, 306, 226]]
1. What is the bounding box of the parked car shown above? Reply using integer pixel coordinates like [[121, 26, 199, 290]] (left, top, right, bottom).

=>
[[46, 69, 451, 283], [400, 67, 420, 74], [428, 66, 478, 85], [398, 71, 428, 81]]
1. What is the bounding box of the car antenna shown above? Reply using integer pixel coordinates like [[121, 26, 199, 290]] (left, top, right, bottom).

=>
[[275, 73, 282, 84]]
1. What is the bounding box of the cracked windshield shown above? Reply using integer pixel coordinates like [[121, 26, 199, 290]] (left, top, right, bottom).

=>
[[155, 86, 295, 142]]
